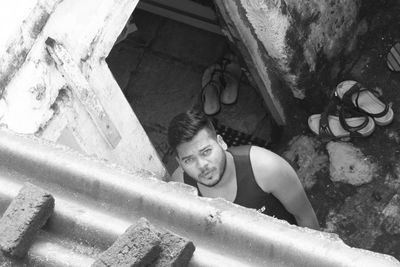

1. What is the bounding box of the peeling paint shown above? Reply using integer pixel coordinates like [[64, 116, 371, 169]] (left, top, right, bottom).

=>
[[204, 210, 222, 233], [0, 1, 59, 96], [0, 49, 28, 96], [29, 10, 50, 38], [30, 84, 46, 102]]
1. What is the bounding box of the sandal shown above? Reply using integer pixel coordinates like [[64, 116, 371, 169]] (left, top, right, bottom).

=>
[[219, 53, 242, 105], [387, 43, 400, 72], [308, 98, 375, 140], [336, 80, 394, 126], [201, 64, 223, 116]]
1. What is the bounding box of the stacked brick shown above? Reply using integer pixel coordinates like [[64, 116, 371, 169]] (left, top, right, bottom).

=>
[[92, 218, 195, 267], [0, 183, 55, 258], [154, 231, 195, 267], [0, 183, 195, 266], [92, 218, 162, 266]]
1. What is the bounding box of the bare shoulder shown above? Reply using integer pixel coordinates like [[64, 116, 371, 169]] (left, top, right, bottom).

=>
[[249, 146, 297, 192], [170, 166, 184, 183], [249, 146, 287, 171]]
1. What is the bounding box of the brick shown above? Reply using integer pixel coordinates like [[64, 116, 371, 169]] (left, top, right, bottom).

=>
[[92, 218, 161, 267], [0, 183, 55, 258], [152, 231, 195, 267]]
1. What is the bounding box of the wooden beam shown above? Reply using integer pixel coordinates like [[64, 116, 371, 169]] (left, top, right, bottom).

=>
[[137, 0, 222, 35], [0, 0, 167, 178], [45, 37, 121, 149]]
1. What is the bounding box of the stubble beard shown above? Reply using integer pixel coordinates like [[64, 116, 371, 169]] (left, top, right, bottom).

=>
[[198, 152, 227, 187]]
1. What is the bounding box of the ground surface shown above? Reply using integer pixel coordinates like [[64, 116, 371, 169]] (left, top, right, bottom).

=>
[[107, 6, 400, 261], [276, 3, 400, 260]]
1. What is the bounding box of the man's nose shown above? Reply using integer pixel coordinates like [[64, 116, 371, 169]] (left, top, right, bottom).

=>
[[197, 157, 208, 169]]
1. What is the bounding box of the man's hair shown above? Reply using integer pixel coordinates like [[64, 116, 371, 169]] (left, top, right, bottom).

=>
[[168, 106, 216, 152]]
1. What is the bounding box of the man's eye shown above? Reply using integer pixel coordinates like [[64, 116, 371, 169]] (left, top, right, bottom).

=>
[[184, 158, 193, 164], [203, 149, 211, 156]]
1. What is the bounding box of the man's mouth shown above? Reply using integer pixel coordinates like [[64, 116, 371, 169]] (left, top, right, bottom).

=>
[[199, 169, 214, 179]]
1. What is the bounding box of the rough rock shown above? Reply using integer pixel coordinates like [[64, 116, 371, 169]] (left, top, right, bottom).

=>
[[327, 141, 377, 186], [384, 172, 400, 192], [0, 183, 54, 258], [382, 194, 400, 235], [283, 135, 329, 189]]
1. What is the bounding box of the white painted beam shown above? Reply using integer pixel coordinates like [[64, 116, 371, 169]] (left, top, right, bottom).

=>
[[0, 0, 167, 178]]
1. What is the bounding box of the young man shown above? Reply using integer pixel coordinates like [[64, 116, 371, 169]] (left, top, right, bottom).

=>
[[167, 108, 319, 230]]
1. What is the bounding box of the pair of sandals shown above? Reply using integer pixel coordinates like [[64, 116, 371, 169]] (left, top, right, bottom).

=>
[[201, 54, 242, 116], [308, 80, 394, 141]]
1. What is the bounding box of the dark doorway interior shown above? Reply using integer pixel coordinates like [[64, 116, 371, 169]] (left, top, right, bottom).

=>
[[107, 9, 273, 173]]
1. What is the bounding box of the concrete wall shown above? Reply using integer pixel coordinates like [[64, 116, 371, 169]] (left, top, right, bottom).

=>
[[214, 0, 367, 124], [0, 0, 167, 179]]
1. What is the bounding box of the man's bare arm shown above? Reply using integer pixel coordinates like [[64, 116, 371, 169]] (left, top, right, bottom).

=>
[[250, 146, 319, 230]]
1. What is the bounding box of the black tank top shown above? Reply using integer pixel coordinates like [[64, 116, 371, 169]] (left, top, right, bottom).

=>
[[183, 145, 297, 225]]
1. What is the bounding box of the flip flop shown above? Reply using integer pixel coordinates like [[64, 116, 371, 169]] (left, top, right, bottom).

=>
[[201, 64, 223, 116], [336, 80, 394, 126], [308, 99, 375, 141], [219, 53, 242, 105], [387, 43, 400, 72]]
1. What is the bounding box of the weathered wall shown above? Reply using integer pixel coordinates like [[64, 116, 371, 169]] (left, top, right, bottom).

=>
[[214, 0, 367, 124], [0, 0, 167, 179]]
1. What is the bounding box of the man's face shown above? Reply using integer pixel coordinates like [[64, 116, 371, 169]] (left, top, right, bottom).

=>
[[176, 128, 227, 187]]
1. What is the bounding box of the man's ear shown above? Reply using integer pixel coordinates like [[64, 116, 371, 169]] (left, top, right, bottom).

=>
[[217, 134, 228, 150]]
